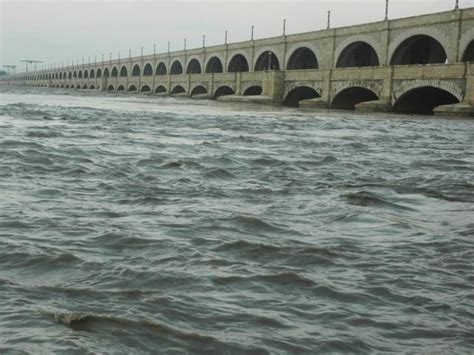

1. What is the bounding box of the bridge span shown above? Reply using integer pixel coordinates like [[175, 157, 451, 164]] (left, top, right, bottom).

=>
[[2, 7, 474, 116]]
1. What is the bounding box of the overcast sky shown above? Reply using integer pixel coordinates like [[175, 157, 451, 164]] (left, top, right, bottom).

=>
[[1, 0, 473, 72]]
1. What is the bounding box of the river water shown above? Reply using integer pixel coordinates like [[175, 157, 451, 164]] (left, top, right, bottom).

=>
[[0, 86, 473, 354]]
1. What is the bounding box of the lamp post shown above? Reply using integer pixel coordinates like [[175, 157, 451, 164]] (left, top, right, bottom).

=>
[[283, 19, 286, 36], [385, 0, 389, 20], [455, 0, 459, 9], [327, 11, 331, 29], [251, 25, 254, 40]]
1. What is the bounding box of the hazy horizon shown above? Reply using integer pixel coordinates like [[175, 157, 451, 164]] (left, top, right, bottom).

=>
[[2, 0, 473, 73]]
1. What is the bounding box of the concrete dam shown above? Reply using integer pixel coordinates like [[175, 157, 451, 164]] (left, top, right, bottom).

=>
[[2, 7, 474, 116]]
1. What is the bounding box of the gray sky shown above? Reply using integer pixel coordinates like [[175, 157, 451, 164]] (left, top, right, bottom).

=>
[[1, 0, 473, 72]]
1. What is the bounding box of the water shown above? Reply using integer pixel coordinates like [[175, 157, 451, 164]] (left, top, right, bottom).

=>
[[1, 86, 473, 354]]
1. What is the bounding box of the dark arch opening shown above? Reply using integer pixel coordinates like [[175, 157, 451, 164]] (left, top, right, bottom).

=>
[[332, 87, 379, 110], [156, 62, 167, 75], [393, 87, 460, 115], [90, 85, 95, 89], [187, 59, 202, 74], [141, 85, 151, 92], [97, 68, 102, 78], [128, 85, 137, 92], [191, 86, 208, 96], [284, 86, 320, 107], [228, 54, 249, 72], [90, 69, 95, 78], [143, 63, 153, 76], [255, 51, 280, 71], [84, 70, 89, 78], [462, 41, 474, 62], [170, 61, 183, 75], [390, 35, 447, 65], [111, 67, 118, 77], [117, 85, 125, 91], [337, 42, 379, 68], [155, 85, 167, 94], [171, 85, 186, 95], [73, 71, 77, 78], [59, 73, 63, 79], [78, 71, 83, 79], [107, 85, 115, 91], [103, 68, 109, 78], [76, 85, 81, 89], [214, 86, 234, 99], [287, 47, 319, 70], [82, 84, 87, 89], [120, 66, 128, 77], [206, 57, 223, 73], [243, 86, 263, 96], [132, 64, 140, 76], [65, 85, 69, 88]]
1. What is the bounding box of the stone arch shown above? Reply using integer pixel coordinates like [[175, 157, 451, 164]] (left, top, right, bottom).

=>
[[389, 29, 448, 65], [170, 60, 183, 75], [128, 85, 137, 92], [332, 87, 379, 110], [462, 40, 474, 62], [156, 62, 167, 75], [107, 84, 115, 91], [140, 85, 151, 92], [78, 70, 83, 79], [96, 68, 102, 78], [171, 85, 186, 95], [214, 85, 234, 99], [103, 68, 109, 78], [155, 85, 167, 94], [393, 86, 460, 114], [191, 85, 208, 96], [228, 53, 250, 72], [120, 66, 128, 77], [117, 85, 125, 91], [284, 86, 321, 107], [90, 85, 95, 89], [132, 64, 141, 76], [90, 69, 95, 78], [336, 42, 380, 68], [254, 49, 281, 71], [243, 86, 262, 95], [84, 70, 89, 78], [76, 84, 81, 89], [82, 84, 88, 89], [335, 35, 382, 67], [186, 58, 202, 74], [143, 63, 153, 76], [392, 79, 464, 104], [205, 56, 224, 73], [111, 67, 118, 77], [286, 47, 319, 70]]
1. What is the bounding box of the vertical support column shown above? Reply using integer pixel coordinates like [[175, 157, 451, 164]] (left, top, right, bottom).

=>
[[465, 62, 474, 105], [263, 70, 285, 103]]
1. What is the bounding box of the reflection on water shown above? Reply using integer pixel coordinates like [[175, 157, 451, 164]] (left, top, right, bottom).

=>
[[0, 86, 473, 353]]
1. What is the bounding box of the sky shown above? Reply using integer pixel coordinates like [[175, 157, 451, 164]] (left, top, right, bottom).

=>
[[1, 0, 473, 73]]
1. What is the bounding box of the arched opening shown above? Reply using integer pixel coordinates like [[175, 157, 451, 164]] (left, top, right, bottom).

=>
[[156, 62, 167, 75], [228, 54, 249, 72], [117, 85, 125, 91], [287, 47, 319, 70], [90, 85, 95, 89], [111, 67, 118, 77], [59, 73, 63, 79], [205, 57, 223, 73], [143, 63, 153, 76], [132, 64, 140, 76], [103, 68, 109, 78], [191, 86, 208, 96], [96, 68, 102, 78], [61, 85, 64, 88], [171, 85, 186, 95], [243, 86, 263, 96], [120, 66, 128, 77], [76, 85, 81, 89], [255, 51, 280, 71], [390, 35, 447, 65], [78, 71, 83, 79], [186, 59, 202, 74], [331, 87, 379, 110], [73, 71, 77, 78], [140, 85, 151, 93], [82, 84, 87, 89], [155, 85, 167, 94], [170, 61, 183, 75], [84, 70, 89, 78], [284, 86, 320, 107], [90, 69, 95, 78], [128, 85, 137, 92], [393, 87, 460, 115], [107, 85, 115, 91], [336, 42, 379, 68], [65, 85, 69, 88], [214, 86, 234, 99], [462, 41, 474, 62]]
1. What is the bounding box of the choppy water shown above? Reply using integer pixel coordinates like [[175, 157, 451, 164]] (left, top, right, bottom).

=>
[[0, 86, 473, 354]]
